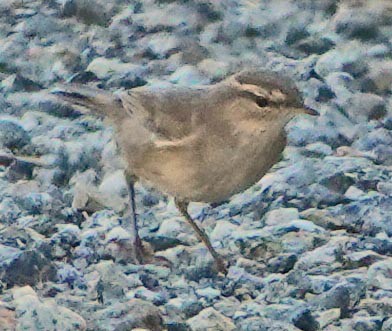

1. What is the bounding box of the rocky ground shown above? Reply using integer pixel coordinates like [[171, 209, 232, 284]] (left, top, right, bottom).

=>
[[0, 0, 392, 330]]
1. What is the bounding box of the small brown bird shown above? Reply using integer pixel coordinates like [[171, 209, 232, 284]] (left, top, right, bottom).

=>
[[52, 69, 317, 273]]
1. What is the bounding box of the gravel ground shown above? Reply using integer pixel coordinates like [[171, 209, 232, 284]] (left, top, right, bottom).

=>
[[0, 0, 392, 330]]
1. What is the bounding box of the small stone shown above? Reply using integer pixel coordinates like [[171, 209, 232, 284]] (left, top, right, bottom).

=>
[[316, 308, 340, 329], [368, 259, 392, 290], [345, 93, 386, 122], [13, 286, 86, 330], [186, 307, 235, 331], [86, 58, 140, 80], [210, 221, 238, 242], [93, 298, 164, 330], [0, 74, 42, 93], [304, 142, 333, 157], [351, 316, 384, 331], [359, 298, 392, 317], [1, 250, 57, 287], [169, 65, 209, 86], [344, 186, 365, 200], [264, 208, 300, 226], [165, 296, 202, 320], [377, 182, 392, 196], [333, 8, 379, 40], [195, 287, 221, 301], [344, 251, 384, 268], [0, 120, 30, 150], [60, 0, 120, 25], [0, 300, 16, 331], [267, 254, 298, 274], [383, 318, 392, 331], [292, 309, 319, 331]]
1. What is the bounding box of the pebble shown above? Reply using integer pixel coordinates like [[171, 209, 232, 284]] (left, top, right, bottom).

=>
[[186, 307, 236, 331]]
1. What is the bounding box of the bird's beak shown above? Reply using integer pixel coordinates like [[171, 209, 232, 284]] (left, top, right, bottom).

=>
[[304, 105, 319, 116]]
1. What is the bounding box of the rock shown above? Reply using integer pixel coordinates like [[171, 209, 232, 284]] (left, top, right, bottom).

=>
[[291, 309, 319, 331], [13, 286, 86, 330], [345, 93, 386, 122], [315, 309, 340, 329], [198, 59, 230, 81], [169, 65, 209, 86], [267, 254, 298, 274], [314, 43, 365, 78], [363, 60, 392, 94], [88, 261, 142, 302], [93, 298, 164, 331], [354, 128, 392, 152], [86, 57, 141, 80], [333, 5, 379, 40], [210, 220, 238, 242], [128, 286, 167, 306], [195, 287, 221, 301], [263, 208, 300, 226], [368, 259, 392, 291], [344, 250, 385, 269], [0, 74, 42, 93], [300, 208, 344, 230], [60, 0, 122, 26], [351, 316, 384, 331], [344, 185, 367, 201], [378, 182, 392, 196], [0, 198, 22, 223], [236, 317, 302, 331], [0, 300, 16, 331], [359, 298, 392, 317], [1, 249, 57, 287], [286, 115, 344, 148], [313, 281, 366, 318], [186, 307, 235, 331], [165, 296, 202, 321], [304, 142, 333, 157], [0, 120, 30, 150], [383, 318, 392, 331]]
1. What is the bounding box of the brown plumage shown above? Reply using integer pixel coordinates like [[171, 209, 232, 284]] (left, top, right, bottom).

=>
[[53, 69, 317, 273]]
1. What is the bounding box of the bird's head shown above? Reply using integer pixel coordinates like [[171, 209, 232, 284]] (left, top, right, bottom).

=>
[[227, 68, 318, 119]]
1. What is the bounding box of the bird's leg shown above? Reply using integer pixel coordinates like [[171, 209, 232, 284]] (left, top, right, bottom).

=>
[[175, 198, 227, 274], [126, 174, 144, 264]]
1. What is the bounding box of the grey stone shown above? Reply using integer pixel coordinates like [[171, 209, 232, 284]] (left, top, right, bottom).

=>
[[351, 316, 384, 331], [368, 259, 392, 291], [12, 286, 86, 331], [60, 0, 124, 26], [0, 120, 30, 150], [0, 249, 57, 287], [0, 74, 42, 93], [345, 93, 386, 122], [169, 65, 210, 86], [187, 307, 235, 331], [383, 318, 392, 331], [291, 309, 319, 331], [93, 298, 164, 331], [267, 254, 298, 274]]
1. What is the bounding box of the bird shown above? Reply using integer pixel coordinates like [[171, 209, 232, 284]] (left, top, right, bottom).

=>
[[52, 68, 318, 274]]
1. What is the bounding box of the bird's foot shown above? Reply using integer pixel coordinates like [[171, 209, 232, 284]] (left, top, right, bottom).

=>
[[133, 236, 145, 264], [214, 256, 229, 275]]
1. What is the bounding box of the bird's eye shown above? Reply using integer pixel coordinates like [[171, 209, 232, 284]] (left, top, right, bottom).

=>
[[256, 97, 268, 107]]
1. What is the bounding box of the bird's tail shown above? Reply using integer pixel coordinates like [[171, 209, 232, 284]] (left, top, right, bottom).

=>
[[51, 84, 122, 118]]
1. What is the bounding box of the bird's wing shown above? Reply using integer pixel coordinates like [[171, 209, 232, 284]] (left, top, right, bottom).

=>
[[119, 85, 207, 141]]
